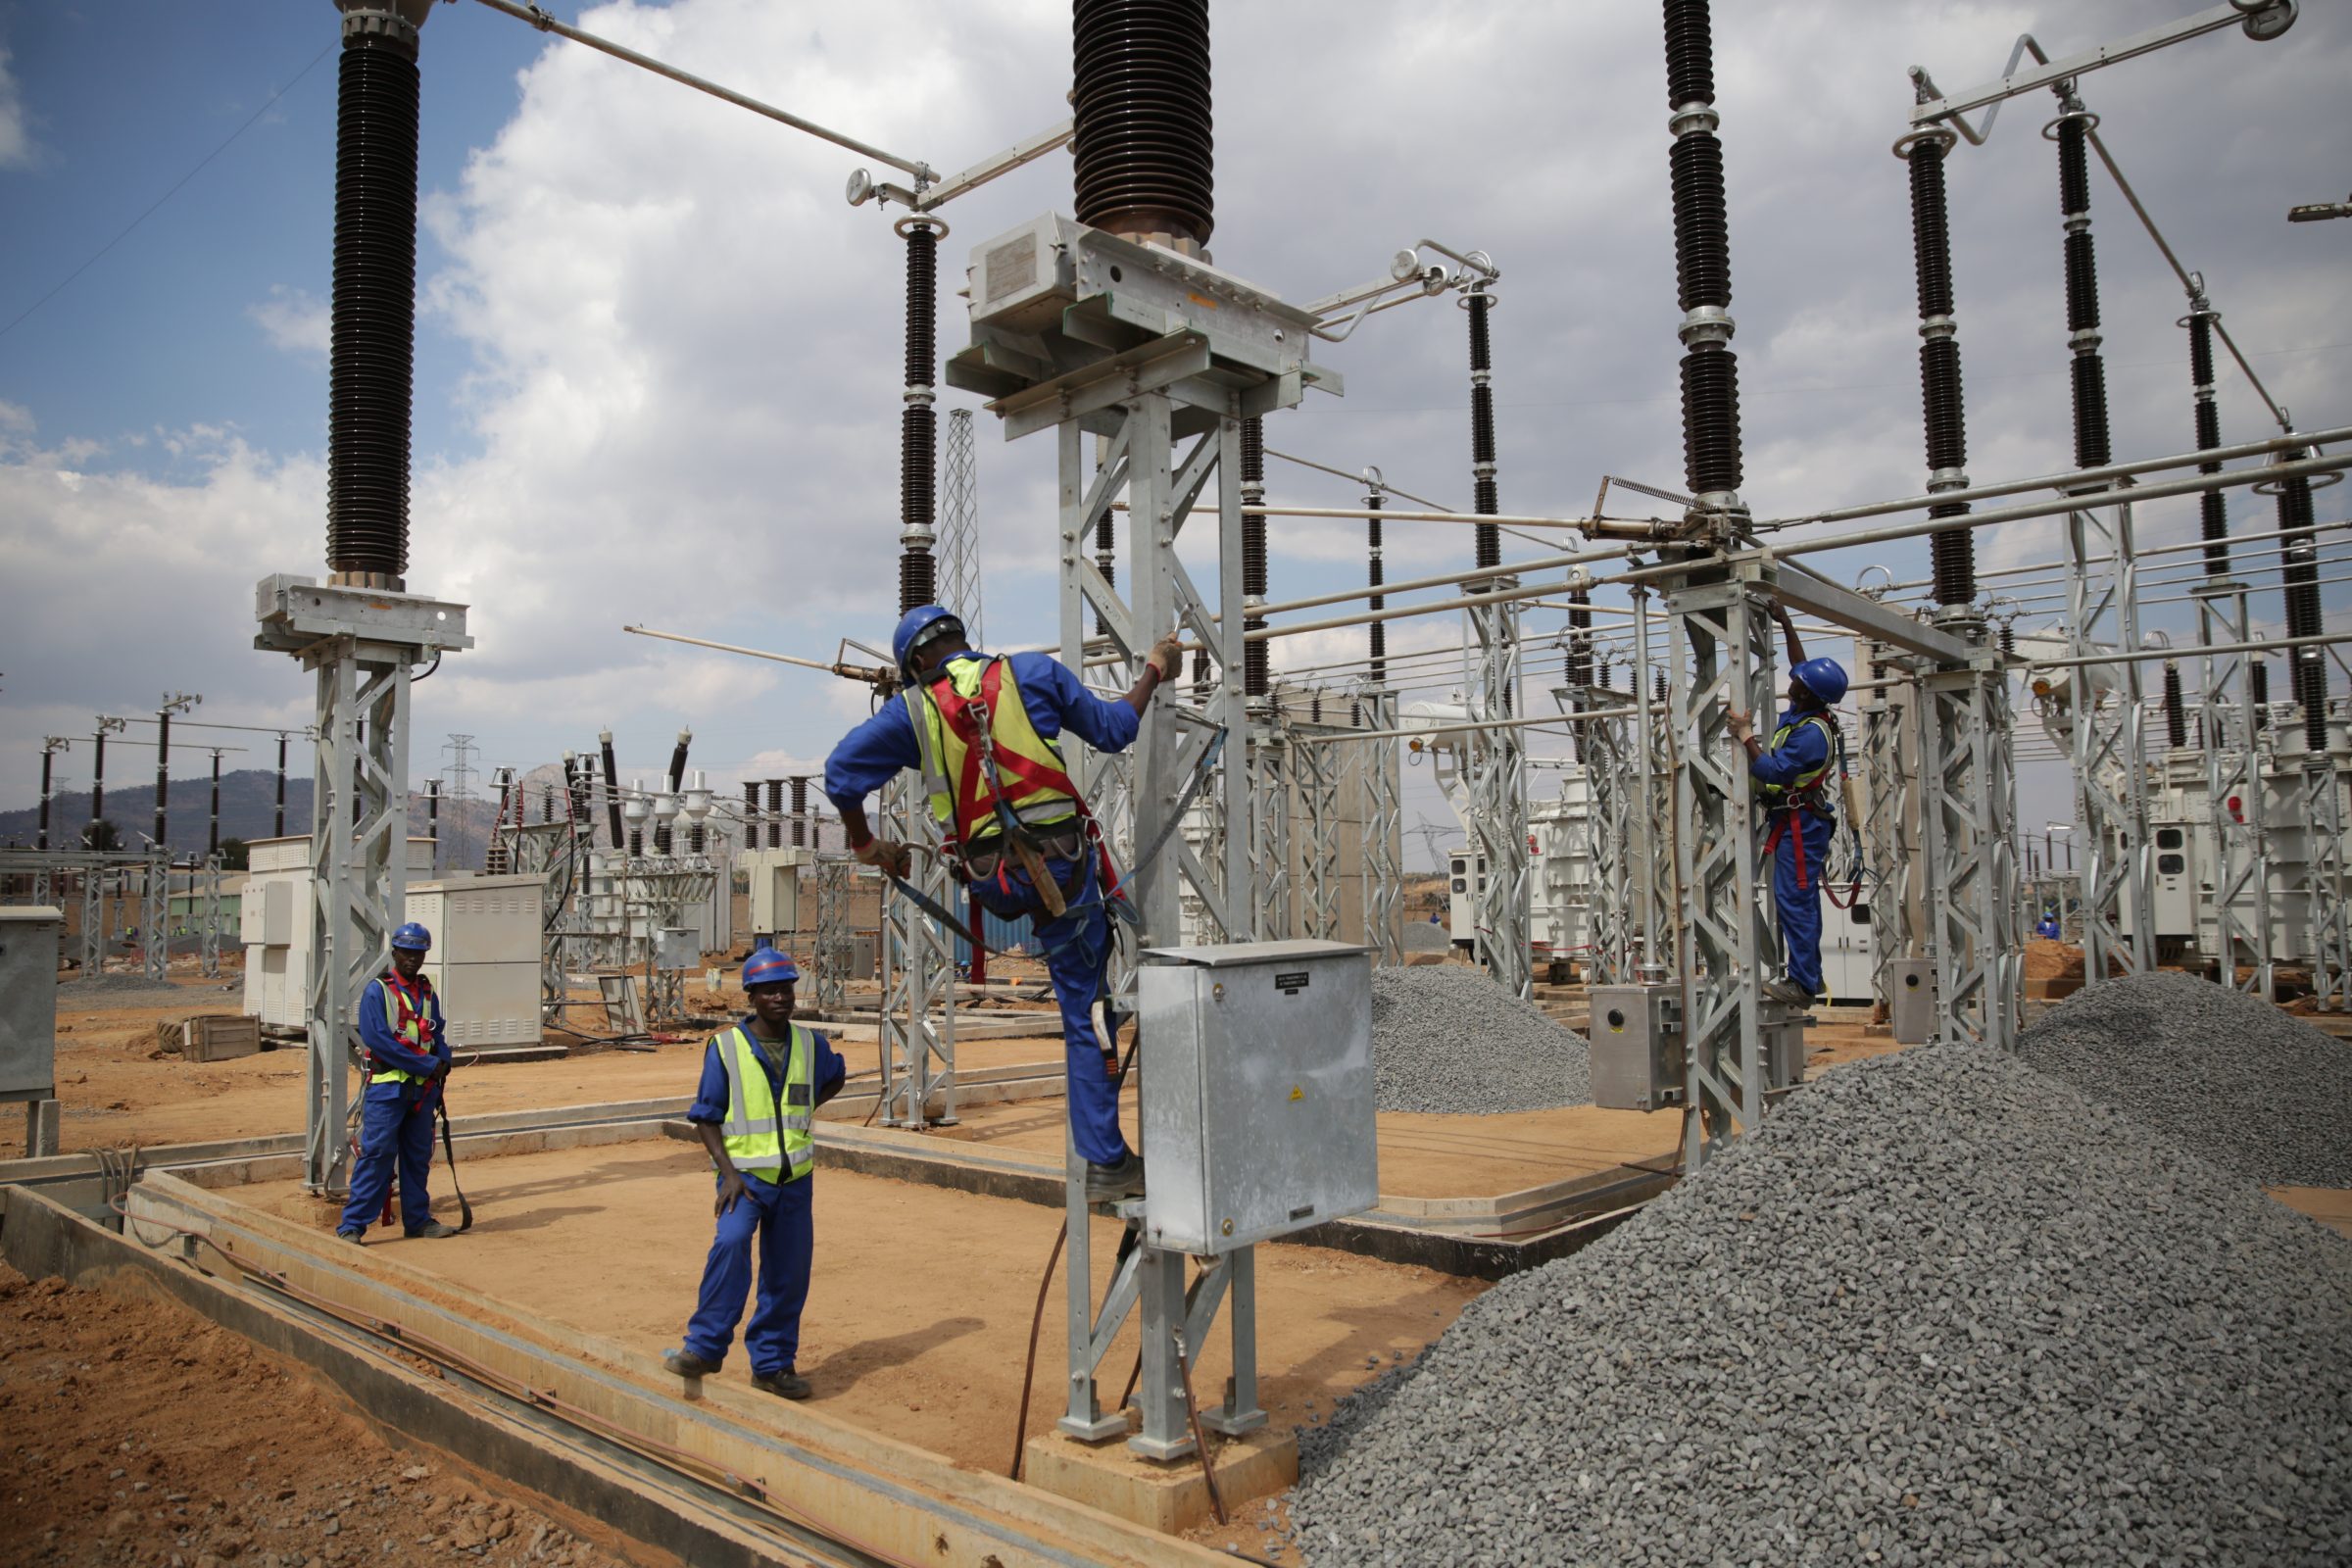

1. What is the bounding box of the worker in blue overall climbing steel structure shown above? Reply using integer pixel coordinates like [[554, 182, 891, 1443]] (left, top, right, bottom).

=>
[[824, 606, 1184, 1204], [1726, 603, 1849, 1006], [337, 922, 459, 1244], [664, 947, 846, 1399]]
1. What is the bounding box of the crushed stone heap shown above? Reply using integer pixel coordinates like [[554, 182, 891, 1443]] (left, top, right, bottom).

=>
[[1370, 965, 1591, 1115], [2016, 969, 2352, 1189], [1292, 1043, 2352, 1567]]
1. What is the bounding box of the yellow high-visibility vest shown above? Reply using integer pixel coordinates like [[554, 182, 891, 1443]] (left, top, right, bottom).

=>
[[369, 976, 436, 1085], [716, 1023, 815, 1186], [1758, 713, 1838, 808], [904, 656, 1079, 846]]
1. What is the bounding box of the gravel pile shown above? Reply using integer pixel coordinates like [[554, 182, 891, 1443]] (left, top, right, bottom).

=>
[[1291, 1043, 2352, 1567], [1371, 966, 1591, 1115], [1402, 919, 1453, 953], [2016, 970, 2352, 1188]]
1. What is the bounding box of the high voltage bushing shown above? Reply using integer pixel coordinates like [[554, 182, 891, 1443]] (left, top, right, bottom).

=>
[[899, 220, 943, 615], [1567, 589, 1593, 687], [744, 780, 761, 845], [2251, 660, 2271, 732], [1365, 485, 1387, 686], [2051, 97, 2112, 472], [2274, 462, 2329, 751], [2163, 662, 2187, 750], [599, 729, 623, 848], [1662, 0, 1741, 507], [1999, 620, 2017, 660], [2183, 291, 2230, 574], [766, 777, 786, 848], [1241, 415, 1270, 697], [790, 775, 809, 848], [328, 2, 430, 585], [1071, 0, 1214, 250], [1901, 128, 1975, 606], [1466, 290, 1500, 569]]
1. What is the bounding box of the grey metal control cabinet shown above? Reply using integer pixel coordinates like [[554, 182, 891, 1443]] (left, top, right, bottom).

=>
[[1136, 940, 1378, 1254], [0, 907, 63, 1096], [1590, 983, 1685, 1111], [1888, 956, 1936, 1045]]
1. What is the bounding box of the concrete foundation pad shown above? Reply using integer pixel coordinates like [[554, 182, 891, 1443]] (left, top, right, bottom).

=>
[[1022, 1425, 1298, 1535]]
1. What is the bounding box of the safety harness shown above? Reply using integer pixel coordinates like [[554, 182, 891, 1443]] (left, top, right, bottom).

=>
[[1757, 712, 1841, 893]]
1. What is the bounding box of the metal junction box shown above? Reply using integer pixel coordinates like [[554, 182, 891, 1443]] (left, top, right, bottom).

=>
[[0, 907, 62, 1096], [1889, 956, 1937, 1045], [1136, 940, 1377, 1255], [1761, 1001, 1807, 1091], [1589, 983, 1684, 1111]]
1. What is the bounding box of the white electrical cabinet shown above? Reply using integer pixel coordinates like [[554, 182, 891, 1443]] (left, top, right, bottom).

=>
[[1135, 940, 1379, 1255], [742, 847, 811, 945], [406, 874, 545, 1048], [1446, 850, 1485, 948], [1818, 898, 1874, 1006], [241, 837, 439, 1031]]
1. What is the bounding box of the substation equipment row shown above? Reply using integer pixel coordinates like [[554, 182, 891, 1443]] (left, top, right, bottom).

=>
[[234, 0, 2333, 1472]]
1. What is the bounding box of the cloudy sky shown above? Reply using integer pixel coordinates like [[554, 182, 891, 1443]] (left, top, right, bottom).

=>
[[2, 0, 2345, 866]]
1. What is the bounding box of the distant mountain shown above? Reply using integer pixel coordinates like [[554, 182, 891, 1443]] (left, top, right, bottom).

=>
[[0, 768, 501, 869]]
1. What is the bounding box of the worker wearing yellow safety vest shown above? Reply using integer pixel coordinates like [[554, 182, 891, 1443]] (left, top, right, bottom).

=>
[[663, 948, 846, 1400], [337, 922, 459, 1243], [824, 606, 1183, 1205], [1727, 602, 1850, 1005]]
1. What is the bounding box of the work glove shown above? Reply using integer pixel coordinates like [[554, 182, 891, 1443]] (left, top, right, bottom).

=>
[[854, 836, 912, 879], [1147, 633, 1185, 683]]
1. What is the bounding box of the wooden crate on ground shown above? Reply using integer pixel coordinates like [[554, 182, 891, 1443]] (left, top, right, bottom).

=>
[[172, 1013, 263, 1062]]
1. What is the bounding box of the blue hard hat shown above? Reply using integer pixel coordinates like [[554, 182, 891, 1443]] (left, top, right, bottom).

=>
[[391, 921, 433, 953], [1792, 657, 1849, 707], [893, 605, 964, 682], [742, 947, 801, 989]]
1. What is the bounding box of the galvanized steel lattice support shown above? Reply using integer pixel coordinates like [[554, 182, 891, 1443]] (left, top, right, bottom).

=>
[[2299, 758, 2351, 1010], [1358, 691, 1402, 964], [1857, 648, 1922, 1010], [2065, 502, 2155, 982], [1665, 570, 1778, 1165], [1917, 648, 2021, 1049], [2194, 582, 2274, 997], [1465, 590, 1531, 999], [877, 770, 957, 1127]]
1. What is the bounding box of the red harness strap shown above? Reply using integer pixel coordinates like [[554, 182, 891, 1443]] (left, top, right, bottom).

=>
[[926, 662, 1087, 846], [1761, 808, 1812, 892]]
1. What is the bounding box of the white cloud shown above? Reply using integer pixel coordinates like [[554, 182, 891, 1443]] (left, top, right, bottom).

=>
[[248, 284, 328, 360], [4, 0, 2348, 806], [0, 47, 33, 170]]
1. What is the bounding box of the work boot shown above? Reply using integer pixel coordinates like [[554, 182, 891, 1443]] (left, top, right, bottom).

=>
[[1762, 976, 1814, 1006], [750, 1369, 812, 1400], [663, 1349, 720, 1379], [404, 1220, 460, 1239], [1084, 1152, 1146, 1203], [336, 1228, 365, 1246]]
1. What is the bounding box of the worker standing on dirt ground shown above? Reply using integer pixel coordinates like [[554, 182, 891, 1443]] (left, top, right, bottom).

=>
[[1726, 603, 1848, 1007], [664, 947, 845, 1400], [2036, 907, 2063, 941], [337, 922, 458, 1244], [822, 605, 1184, 1204]]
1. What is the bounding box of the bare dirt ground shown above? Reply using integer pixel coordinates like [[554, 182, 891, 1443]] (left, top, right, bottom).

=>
[[229, 1144, 1488, 1483], [0, 1260, 629, 1568], [37, 981, 1060, 1154]]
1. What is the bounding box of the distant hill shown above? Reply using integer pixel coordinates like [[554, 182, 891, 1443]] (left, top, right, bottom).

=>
[[0, 768, 500, 869]]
